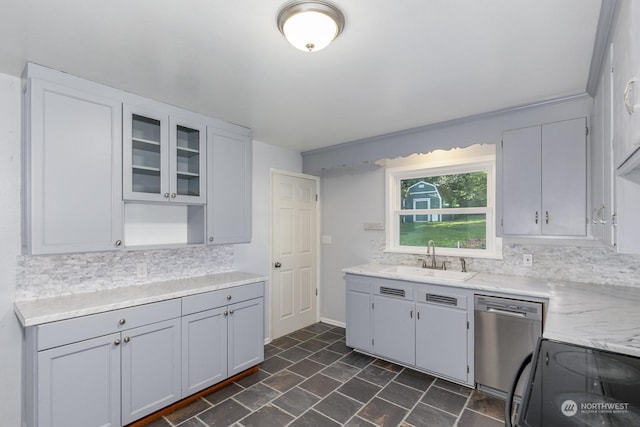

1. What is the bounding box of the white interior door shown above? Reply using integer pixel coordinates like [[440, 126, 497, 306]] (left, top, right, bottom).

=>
[[271, 171, 318, 339]]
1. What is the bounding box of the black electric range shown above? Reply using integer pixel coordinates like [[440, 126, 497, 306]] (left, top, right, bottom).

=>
[[517, 338, 640, 427]]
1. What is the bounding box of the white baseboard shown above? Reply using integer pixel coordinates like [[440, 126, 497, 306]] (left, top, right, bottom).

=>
[[319, 317, 345, 328]]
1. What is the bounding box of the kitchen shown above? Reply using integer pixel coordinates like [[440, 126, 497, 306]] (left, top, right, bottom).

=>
[[1, 1, 640, 426]]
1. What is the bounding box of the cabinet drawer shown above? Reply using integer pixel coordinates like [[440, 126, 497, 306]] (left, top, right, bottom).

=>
[[417, 287, 468, 310], [182, 281, 264, 316], [37, 299, 181, 351]]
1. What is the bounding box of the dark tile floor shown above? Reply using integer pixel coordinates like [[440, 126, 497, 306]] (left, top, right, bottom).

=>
[[147, 323, 505, 427]]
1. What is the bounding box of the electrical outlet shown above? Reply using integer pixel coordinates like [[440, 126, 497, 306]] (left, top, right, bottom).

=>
[[522, 254, 533, 267], [136, 262, 147, 278]]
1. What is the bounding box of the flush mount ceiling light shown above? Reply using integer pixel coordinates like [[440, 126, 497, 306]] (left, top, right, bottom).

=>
[[277, 1, 345, 52]]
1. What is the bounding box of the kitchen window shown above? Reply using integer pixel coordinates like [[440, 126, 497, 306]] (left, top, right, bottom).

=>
[[385, 154, 501, 258]]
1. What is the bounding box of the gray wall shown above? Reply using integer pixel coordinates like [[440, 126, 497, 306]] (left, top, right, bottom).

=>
[[315, 95, 640, 326]]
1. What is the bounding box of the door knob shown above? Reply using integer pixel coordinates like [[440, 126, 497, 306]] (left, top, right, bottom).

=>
[[274, 261, 282, 268]]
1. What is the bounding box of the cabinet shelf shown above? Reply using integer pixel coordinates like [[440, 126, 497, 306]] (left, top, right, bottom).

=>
[[177, 171, 200, 178], [132, 165, 161, 175], [132, 137, 161, 148], [176, 146, 200, 157]]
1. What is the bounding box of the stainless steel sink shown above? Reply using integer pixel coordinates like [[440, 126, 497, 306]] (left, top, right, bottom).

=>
[[381, 265, 476, 281]]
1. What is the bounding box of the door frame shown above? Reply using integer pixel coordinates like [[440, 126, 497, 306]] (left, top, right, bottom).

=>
[[268, 169, 321, 342]]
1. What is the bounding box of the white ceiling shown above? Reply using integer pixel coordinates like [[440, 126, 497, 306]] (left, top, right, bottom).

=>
[[0, 0, 602, 152]]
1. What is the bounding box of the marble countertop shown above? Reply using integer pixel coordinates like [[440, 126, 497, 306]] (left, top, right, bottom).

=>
[[14, 271, 267, 327], [344, 264, 640, 358]]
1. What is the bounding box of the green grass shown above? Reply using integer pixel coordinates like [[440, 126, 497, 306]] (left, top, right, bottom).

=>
[[400, 218, 486, 249]]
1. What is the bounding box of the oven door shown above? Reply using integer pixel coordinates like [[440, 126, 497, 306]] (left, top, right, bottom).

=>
[[517, 339, 640, 426]]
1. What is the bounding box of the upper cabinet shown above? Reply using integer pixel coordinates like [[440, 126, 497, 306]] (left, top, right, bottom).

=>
[[501, 118, 587, 237], [123, 105, 206, 204], [23, 78, 123, 254], [207, 128, 252, 244]]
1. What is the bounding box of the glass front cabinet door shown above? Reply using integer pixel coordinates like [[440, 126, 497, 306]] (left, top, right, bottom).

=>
[[123, 105, 206, 204]]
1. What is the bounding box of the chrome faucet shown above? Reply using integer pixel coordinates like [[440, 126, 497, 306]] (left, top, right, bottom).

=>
[[427, 240, 436, 268]]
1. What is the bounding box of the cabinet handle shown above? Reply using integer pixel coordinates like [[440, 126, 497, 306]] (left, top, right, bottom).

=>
[[535, 211, 539, 224], [119, 319, 126, 325], [163, 193, 170, 199], [226, 295, 232, 300], [171, 193, 177, 198], [115, 240, 122, 247], [114, 339, 121, 346], [229, 309, 235, 315], [410, 309, 413, 319], [209, 236, 214, 242], [545, 211, 549, 224], [417, 311, 420, 320], [124, 336, 130, 343]]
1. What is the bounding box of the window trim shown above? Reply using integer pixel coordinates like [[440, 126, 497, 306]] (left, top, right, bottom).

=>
[[385, 155, 502, 259]]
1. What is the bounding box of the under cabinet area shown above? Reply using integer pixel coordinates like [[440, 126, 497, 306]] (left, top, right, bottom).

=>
[[20, 277, 266, 427], [501, 117, 587, 237], [345, 274, 474, 386]]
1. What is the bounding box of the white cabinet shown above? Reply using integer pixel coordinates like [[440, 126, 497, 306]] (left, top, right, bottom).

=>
[[345, 275, 372, 352], [23, 78, 123, 254], [345, 274, 473, 386], [181, 282, 264, 395], [27, 299, 181, 427], [121, 318, 182, 425], [501, 118, 587, 236], [123, 105, 206, 204], [415, 287, 470, 383], [37, 333, 121, 427], [206, 128, 252, 244], [372, 282, 415, 366]]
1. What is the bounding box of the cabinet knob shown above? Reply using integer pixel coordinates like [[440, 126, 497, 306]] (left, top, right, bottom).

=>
[[171, 193, 177, 199], [164, 193, 170, 199], [209, 236, 214, 242], [229, 309, 234, 315], [124, 336, 130, 343], [223, 310, 228, 316], [114, 339, 121, 346], [226, 295, 232, 300], [119, 319, 126, 325], [115, 240, 122, 247]]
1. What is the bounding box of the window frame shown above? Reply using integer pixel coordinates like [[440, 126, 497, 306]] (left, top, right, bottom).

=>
[[385, 155, 502, 259]]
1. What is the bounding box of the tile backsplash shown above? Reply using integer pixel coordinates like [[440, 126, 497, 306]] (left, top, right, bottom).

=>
[[16, 245, 234, 300], [370, 237, 640, 288]]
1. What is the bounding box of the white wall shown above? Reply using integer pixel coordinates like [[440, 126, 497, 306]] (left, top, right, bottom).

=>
[[0, 72, 24, 427], [233, 140, 302, 340]]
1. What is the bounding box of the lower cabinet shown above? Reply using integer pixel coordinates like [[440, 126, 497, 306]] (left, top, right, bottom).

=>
[[345, 274, 473, 386], [181, 282, 264, 395], [26, 281, 265, 427]]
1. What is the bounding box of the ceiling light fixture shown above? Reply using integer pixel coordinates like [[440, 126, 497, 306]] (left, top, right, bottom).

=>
[[277, 1, 345, 52]]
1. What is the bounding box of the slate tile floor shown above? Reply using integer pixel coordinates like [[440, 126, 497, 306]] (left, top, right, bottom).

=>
[[148, 323, 505, 427]]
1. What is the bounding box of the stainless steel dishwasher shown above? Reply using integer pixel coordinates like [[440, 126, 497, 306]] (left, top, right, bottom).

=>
[[474, 295, 542, 397]]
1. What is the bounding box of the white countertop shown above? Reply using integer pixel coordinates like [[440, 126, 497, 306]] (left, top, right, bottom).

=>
[[344, 264, 640, 358], [14, 271, 267, 327]]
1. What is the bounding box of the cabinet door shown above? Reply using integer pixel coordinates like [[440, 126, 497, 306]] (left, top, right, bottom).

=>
[[123, 105, 169, 202], [207, 129, 252, 244], [121, 318, 182, 424], [182, 307, 227, 395], [373, 295, 415, 366], [502, 125, 542, 235], [228, 297, 264, 376], [541, 118, 587, 236], [27, 79, 123, 254], [346, 276, 372, 352], [170, 116, 206, 204], [37, 333, 121, 427], [415, 303, 468, 383]]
